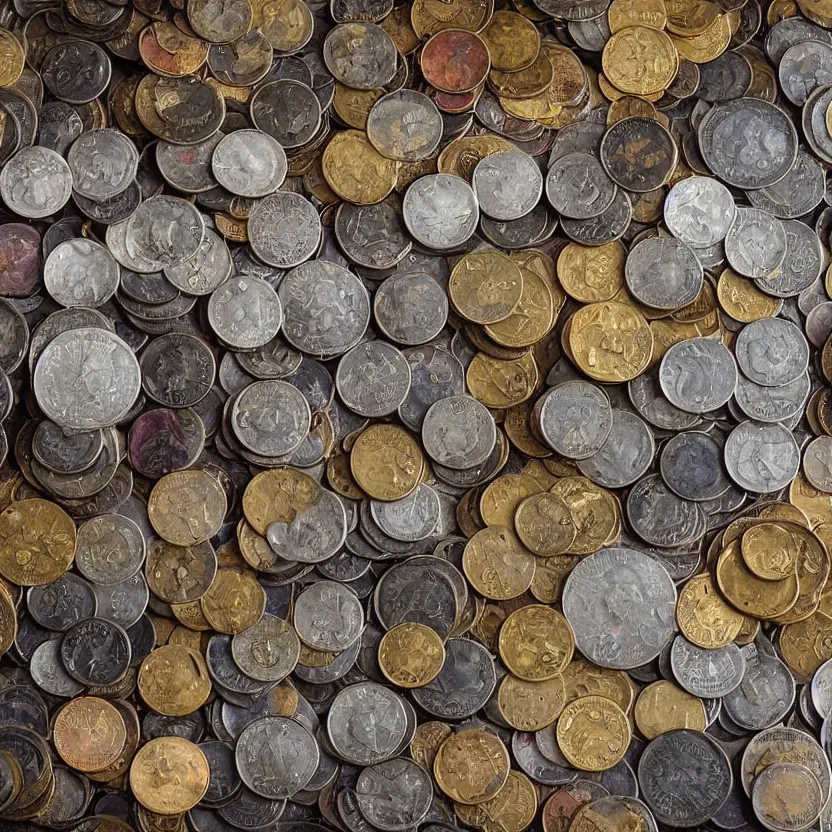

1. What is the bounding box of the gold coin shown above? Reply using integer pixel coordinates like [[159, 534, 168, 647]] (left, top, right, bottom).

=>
[[378, 622, 446, 688], [556, 695, 630, 771], [497, 673, 566, 730], [780, 598, 832, 680], [437, 135, 514, 178], [568, 301, 652, 382], [791, 471, 832, 527], [0, 29, 24, 87], [434, 727, 510, 805], [504, 403, 552, 459], [410, 721, 452, 771], [675, 573, 745, 649], [741, 522, 798, 581], [665, 0, 719, 35], [138, 21, 209, 76], [449, 251, 524, 325], [770, 523, 829, 625], [0, 579, 15, 658], [485, 268, 555, 348], [530, 554, 581, 604], [380, 5, 420, 54], [602, 26, 678, 96], [148, 470, 227, 546], [463, 526, 536, 600], [670, 14, 730, 63], [480, 10, 541, 72], [467, 351, 539, 409], [242, 468, 320, 536], [551, 476, 619, 555], [411, 0, 491, 37], [322, 130, 398, 205], [53, 697, 127, 773], [200, 567, 266, 634], [0, 498, 76, 586], [570, 793, 650, 832], [608, 0, 668, 32], [332, 83, 384, 130], [249, 0, 314, 51], [633, 680, 707, 739], [129, 737, 209, 815], [561, 658, 635, 713], [514, 492, 575, 556], [716, 539, 799, 620], [716, 267, 781, 322], [138, 644, 212, 716], [171, 600, 213, 632], [489, 50, 554, 99], [455, 770, 538, 832], [350, 423, 424, 501], [498, 604, 574, 681], [543, 41, 589, 107]]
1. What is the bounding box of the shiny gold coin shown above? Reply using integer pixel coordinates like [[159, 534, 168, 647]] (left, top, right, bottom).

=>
[[242, 468, 320, 536], [504, 403, 552, 459], [790, 472, 832, 528], [741, 522, 798, 581], [570, 792, 650, 832], [497, 672, 566, 731], [551, 476, 620, 555], [449, 251, 524, 325], [542, 41, 589, 107], [561, 658, 635, 713], [568, 301, 652, 383], [665, 0, 719, 35], [171, 600, 213, 632], [514, 492, 575, 556], [332, 83, 384, 130], [634, 680, 707, 739], [322, 130, 398, 205], [0, 29, 25, 87], [454, 770, 538, 832], [489, 50, 554, 99], [716, 539, 800, 620], [480, 10, 541, 72], [770, 523, 829, 625], [608, 0, 667, 31], [200, 567, 266, 634], [556, 695, 630, 771], [463, 526, 536, 601], [411, 0, 491, 37], [602, 26, 678, 96], [467, 351, 539, 409], [675, 572, 745, 649], [129, 737, 209, 815], [138, 644, 212, 716], [350, 423, 424, 501], [378, 622, 446, 688], [0, 498, 76, 586], [410, 721, 452, 771], [670, 14, 731, 63], [434, 727, 510, 805], [148, 470, 227, 547], [498, 604, 574, 681], [53, 697, 127, 774], [485, 267, 555, 348], [716, 267, 781, 322]]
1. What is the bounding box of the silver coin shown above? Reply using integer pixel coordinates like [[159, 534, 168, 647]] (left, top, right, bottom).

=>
[[335, 340, 411, 418], [751, 762, 822, 832], [560, 187, 632, 245], [765, 16, 832, 63], [294, 581, 364, 652], [398, 346, 465, 431], [266, 489, 346, 563], [164, 228, 232, 296], [231, 614, 299, 682], [670, 635, 745, 698], [546, 152, 616, 219], [638, 730, 732, 828], [803, 436, 832, 493], [140, 333, 216, 408], [208, 276, 283, 350], [374, 274, 448, 346], [724, 207, 787, 278], [355, 758, 432, 831], [323, 22, 398, 90], [627, 474, 702, 548], [805, 302, 832, 347], [27, 572, 97, 632], [562, 547, 677, 670], [576, 409, 655, 489], [66, 128, 138, 200], [366, 90, 443, 163], [279, 260, 370, 357], [106, 218, 162, 274], [402, 174, 479, 251], [335, 202, 412, 270], [664, 176, 736, 249], [724, 643, 796, 730], [735, 317, 809, 387], [660, 431, 731, 502], [75, 514, 146, 586], [698, 98, 797, 189], [43, 238, 119, 308], [124, 196, 205, 268], [659, 338, 738, 414], [535, 381, 612, 460], [370, 484, 440, 542], [473, 150, 543, 221], [33, 327, 140, 430], [628, 370, 702, 430], [211, 129, 287, 198], [421, 395, 496, 469], [746, 149, 826, 219], [231, 379, 310, 457], [813, 657, 832, 718], [0, 146, 73, 218], [236, 716, 319, 799], [156, 133, 223, 194], [30, 639, 83, 698], [697, 51, 752, 102], [250, 80, 322, 150], [779, 40, 832, 106], [625, 236, 703, 311], [724, 420, 799, 493], [753, 219, 823, 298], [327, 681, 407, 765], [734, 370, 810, 423]]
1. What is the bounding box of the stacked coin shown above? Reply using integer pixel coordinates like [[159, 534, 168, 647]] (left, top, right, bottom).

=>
[[1, 0, 832, 829]]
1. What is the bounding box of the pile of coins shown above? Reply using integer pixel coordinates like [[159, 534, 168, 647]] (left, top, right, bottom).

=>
[[4, 0, 832, 829]]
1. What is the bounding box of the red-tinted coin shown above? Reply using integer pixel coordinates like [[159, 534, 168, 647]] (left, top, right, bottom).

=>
[[421, 30, 491, 94], [0, 223, 41, 297]]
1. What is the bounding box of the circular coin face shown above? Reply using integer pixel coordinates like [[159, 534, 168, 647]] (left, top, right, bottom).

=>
[[130, 737, 210, 814]]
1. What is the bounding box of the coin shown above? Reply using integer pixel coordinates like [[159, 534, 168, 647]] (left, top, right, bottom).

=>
[[130, 736, 209, 814]]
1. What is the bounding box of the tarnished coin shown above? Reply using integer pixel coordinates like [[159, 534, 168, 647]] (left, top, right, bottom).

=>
[[67, 129, 138, 200], [75, 514, 145, 586], [546, 152, 617, 219]]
